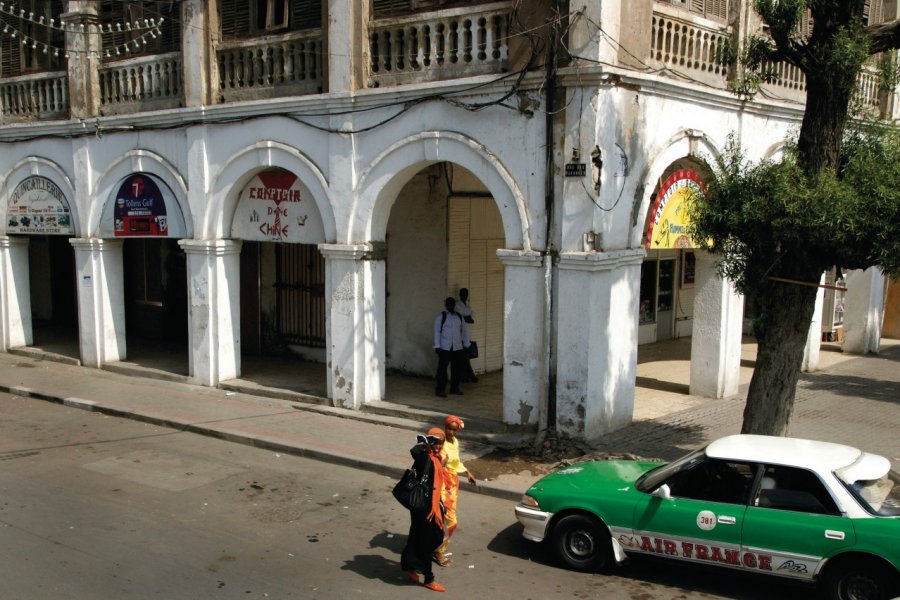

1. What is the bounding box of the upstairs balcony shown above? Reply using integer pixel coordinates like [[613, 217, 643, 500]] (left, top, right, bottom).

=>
[[368, 1, 512, 87], [0, 70, 68, 123], [649, 2, 732, 89]]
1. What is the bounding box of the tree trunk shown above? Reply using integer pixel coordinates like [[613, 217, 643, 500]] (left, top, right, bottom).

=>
[[741, 267, 820, 436]]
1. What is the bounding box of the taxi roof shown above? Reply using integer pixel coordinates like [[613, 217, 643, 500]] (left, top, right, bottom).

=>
[[705, 434, 864, 473]]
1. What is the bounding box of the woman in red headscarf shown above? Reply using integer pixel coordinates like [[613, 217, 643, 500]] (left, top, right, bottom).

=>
[[400, 427, 447, 592], [434, 415, 476, 567]]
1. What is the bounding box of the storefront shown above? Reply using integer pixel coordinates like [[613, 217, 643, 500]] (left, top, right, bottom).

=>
[[639, 169, 701, 345]]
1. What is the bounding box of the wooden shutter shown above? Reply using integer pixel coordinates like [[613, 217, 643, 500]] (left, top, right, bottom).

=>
[[220, 0, 252, 39], [292, 0, 322, 30], [1, 25, 23, 77]]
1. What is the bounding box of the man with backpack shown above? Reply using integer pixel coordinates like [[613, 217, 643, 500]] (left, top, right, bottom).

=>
[[433, 297, 470, 398]]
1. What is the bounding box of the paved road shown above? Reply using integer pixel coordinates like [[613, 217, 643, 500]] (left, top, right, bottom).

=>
[[0, 393, 812, 600]]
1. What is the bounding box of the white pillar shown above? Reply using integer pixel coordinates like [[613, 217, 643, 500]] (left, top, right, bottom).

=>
[[689, 251, 744, 398], [70, 238, 125, 367], [326, 0, 370, 92], [556, 249, 644, 440], [498, 250, 548, 427], [180, 239, 242, 386], [0, 236, 32, 350], [802, 273, 826, 372], [843, 267, 885, 354], [320, 243, 385, 410], [181, 0, 214, 107]]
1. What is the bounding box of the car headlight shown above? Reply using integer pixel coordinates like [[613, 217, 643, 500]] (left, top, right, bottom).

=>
[[519, 494, 540, 509]]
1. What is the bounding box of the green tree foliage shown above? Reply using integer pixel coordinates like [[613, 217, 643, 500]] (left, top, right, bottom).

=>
[[689, 0, 900, 435]]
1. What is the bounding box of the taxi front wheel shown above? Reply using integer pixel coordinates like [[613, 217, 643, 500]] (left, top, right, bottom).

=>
[[552, 514, 613, 572], [822, 558, 900, 600]]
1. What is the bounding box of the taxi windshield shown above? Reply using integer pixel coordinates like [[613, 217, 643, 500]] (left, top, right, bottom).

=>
[[636, 448, 706, 492], [838, 470, 900, 516]]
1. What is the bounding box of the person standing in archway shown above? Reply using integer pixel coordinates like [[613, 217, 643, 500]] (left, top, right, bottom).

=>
[[433, 297, 469, 397], [455, 288, 478, 383]]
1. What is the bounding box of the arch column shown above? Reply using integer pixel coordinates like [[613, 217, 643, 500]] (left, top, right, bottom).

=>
[[70, 238, 125, 367], [179, 239, 243, 386], [843, 267, 886, 354], [319, 243, 386, 410], [497, 250, 548, 427], [802, 273, 826, 372], [689, 251, 744, 398], [556, 248, 645, 439], [0, 236, 32, 350]]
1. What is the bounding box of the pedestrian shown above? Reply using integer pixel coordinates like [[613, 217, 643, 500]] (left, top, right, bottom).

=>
[[401, 428, 448, 592], [455, 288, 478, 383], [434, 415, 477, 567], [433, 297, 469, 397]]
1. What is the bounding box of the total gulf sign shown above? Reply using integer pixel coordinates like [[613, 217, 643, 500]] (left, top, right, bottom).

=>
[[99, 173, 187, 238], [6, 176, 74, 235], [645, 169, 703, 249], [232, 169, 325, 243]]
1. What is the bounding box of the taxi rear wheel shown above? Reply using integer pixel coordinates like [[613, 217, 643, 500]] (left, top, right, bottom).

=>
[[823, 559, 900, 600], [551, 514, 612, 572]]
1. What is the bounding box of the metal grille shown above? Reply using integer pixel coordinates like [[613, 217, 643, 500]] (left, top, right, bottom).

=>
[[275, 243, 325, 347]]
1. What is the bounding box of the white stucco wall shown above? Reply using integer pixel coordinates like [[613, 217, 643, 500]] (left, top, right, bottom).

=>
[[385, 168, 449, 375]]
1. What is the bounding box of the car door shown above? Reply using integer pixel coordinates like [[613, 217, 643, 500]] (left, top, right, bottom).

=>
[[628, 458, 755, 569], [741, 464, 856, 581]]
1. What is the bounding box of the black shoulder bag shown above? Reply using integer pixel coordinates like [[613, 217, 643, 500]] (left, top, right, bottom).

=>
[[392, 468, 430, 510]]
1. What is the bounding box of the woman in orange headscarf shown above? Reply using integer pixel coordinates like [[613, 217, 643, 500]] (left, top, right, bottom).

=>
[[400, 427, 447, 592], [434, 415, 476, 567]]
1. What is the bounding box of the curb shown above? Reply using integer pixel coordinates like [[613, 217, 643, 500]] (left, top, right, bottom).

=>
[[0, 382, 524, 503]]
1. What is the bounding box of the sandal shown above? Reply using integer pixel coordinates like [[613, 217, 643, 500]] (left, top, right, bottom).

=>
[[424, 581, 446, 592], [433, 551, 450, 567], [406, 571, 419, 583]]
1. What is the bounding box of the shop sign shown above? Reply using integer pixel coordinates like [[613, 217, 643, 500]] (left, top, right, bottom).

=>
[[645, 169, 703, 249], [232, 169, 325, 243], [6, 176, 73, 235], [114, 174, 170, 236]]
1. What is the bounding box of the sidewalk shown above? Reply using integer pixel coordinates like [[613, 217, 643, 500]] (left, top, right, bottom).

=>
[[0, 339, 897, 503]]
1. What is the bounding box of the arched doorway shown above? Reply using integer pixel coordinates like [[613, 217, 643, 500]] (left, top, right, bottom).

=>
[[232, 167, 328, 396], [384, 162, 505, 420], [5, 175, 78, 359], [99, 171, 190, 377]]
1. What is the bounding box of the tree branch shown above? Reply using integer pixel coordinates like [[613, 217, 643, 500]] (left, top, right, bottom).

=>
[[867, 19, 900, 54]]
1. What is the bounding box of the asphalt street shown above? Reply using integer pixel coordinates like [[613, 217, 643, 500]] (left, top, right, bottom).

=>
[[0, 392, 811, 600]]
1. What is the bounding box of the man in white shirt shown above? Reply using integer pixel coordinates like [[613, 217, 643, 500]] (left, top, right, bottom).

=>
[[433, 297, 469, 397]]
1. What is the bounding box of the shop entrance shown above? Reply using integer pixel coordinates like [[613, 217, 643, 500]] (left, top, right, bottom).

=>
[[27, 235, 78, 355]]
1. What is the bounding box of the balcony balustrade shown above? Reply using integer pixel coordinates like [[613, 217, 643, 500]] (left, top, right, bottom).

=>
[[0, 71, 68, 123], [369, 1, 511, 87], [99, 52, 183, 115], [650, 4, 731, 88], [216, 30, 323, 102]]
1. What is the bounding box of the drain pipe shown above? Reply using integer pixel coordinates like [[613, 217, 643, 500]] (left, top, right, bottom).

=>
[[534, 4, 561, 452]]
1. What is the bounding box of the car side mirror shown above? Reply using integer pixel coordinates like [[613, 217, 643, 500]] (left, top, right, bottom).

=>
[[652, 484, 672, 500]]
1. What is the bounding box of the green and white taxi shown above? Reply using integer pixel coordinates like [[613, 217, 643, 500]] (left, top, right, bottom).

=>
[[515, 435, 900, 600]]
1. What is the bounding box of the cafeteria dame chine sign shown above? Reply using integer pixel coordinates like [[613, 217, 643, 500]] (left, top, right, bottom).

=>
[[6, 176, 73, 235], [232, 168, 325, 243]]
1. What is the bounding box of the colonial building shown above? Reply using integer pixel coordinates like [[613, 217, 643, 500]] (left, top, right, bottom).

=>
[[0, 1, 893, 440]]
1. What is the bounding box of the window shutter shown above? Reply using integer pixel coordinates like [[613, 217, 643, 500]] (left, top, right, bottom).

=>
[[292, 0, 322, 29], [1, 26, 23, 76], [690, 0, 705, 15], [374, 0, 414, 18], [220, 0, 252, 39]]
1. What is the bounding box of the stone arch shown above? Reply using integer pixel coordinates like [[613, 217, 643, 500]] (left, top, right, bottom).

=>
[[212, 141, 335, 242], [0, 157, 80, 237], [91, 150, 192, 238], [763, 140, 789, 162], [630, 129, 721, 248], [355, 131, 529, 250]]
